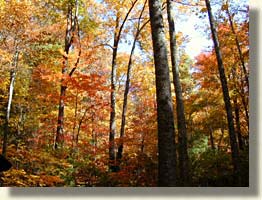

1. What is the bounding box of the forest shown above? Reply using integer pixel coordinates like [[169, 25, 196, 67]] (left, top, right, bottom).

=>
[[0, 0, 249, 187]]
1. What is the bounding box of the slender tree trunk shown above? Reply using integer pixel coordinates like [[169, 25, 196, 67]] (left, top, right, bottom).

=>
[[149, 0, 177, 186], [233, 98, 244, 150], [218, 127, 225, 149], [108, 1, 138, 171], [117, 0, 148, 163], [205, 109, 215, 150], [55, 85, 67, 149], [167, 0, 189, 186], [76, 108, 88, 145], [71, 91, 78, 149], [225, 0, 249, 90], [231, 64, 245, 151], [226, 0, 249, 129], [109, 15, 119, 169], [2, 50, 19, 157], [209, 126, 215, 150], [55, 4, 73, 149], [239, 82, 249, 127], [91, 111, 97, 154], [55, 1, 80, 149], [140, 132, 145, 154], [205, 0, 241, 185]]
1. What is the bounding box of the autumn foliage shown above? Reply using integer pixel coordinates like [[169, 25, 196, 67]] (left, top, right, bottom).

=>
[[0, 0, 249, 187]]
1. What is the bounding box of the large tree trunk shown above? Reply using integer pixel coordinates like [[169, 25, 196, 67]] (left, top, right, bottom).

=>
[[167, 0, 190, 186], [205, 0, 241, 185], [149, 0, 177, 186], [117, 0, 148, 163], [2, 50, 19, 157]]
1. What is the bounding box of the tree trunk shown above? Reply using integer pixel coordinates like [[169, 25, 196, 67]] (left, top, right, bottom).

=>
[[76, 107, 88, 145], [225, 0, 249, 90], [55, 85, 67, 149], [205, 0, 241, 185], [109, 15, 119, 169], [226, 0, 249, 129], [233, 98, 244, 150], [239, 83, 249, 128], [108, 1, 138, 172], [149, 0, 177, 186], [205, 109, 215, 150], [71, 91, 78, 149], [218, 127, 225, 149], [167, 0, 190, 186], [2, 50, 19, 157], [117, 0, 148, 163], [140, 132, 145, 154], [55, 1, 80, 149], [209, 126, 215, 150]]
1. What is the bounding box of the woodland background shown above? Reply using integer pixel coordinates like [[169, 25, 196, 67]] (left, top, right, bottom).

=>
[[0, 0, 249, 187]]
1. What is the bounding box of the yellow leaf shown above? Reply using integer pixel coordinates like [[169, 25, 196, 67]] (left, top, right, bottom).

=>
[[200, 8, 207, 13]]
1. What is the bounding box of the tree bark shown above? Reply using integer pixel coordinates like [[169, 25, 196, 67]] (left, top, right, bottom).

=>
[[149, 0, 177, 186], [167, 0, 190, 186], [205, 0, 241, 185], [2, 50, 19, 157]]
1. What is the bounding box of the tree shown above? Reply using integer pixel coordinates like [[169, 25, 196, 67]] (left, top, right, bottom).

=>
[[192, 19, 249, 152], [149, 0, 177, 186], [167, 0, 190, 186], [55, 0, 81, 149], [106, 0, 138, 171], [0, 0, 248, 187], [221, 2, 249, 128], [117, 0, 149, 165], [2, 51, 19, 157], [205, 0, 241, 185], [223, 0, 249, 90], [0, 0, 32, 156]]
